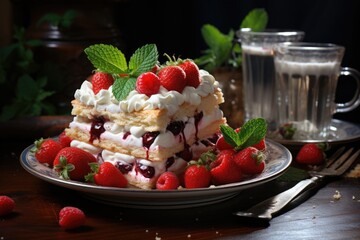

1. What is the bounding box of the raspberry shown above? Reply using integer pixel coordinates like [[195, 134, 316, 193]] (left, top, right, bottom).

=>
[[136, 72, 161, 97], [156, 172, 180, 190], [59, 206, 86, 230], [0, 195, 15, 216]]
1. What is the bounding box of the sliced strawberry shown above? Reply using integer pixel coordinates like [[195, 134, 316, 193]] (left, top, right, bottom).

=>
[[158, 65, 186, 92], [136, 72, 161, 97], [91, 72, 114, 94]]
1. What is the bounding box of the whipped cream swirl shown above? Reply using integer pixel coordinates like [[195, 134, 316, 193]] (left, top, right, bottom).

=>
[[74, 70, 219, 115]]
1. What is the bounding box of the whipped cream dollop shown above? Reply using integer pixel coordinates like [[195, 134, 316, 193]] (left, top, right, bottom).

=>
[[74, 70, 219, 115]]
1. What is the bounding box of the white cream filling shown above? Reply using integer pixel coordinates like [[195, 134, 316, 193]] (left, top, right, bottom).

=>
[[69, 108, 223, 151]]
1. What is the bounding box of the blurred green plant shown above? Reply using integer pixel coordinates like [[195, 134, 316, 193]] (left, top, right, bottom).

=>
[[0, 10, 77, 121], [37, 9, 77, 28], [0, 27, 57, 121], [194, 8, 268, 72]]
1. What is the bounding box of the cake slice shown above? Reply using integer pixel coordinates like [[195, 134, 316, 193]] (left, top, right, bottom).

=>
[[64, 44, 226, 189]]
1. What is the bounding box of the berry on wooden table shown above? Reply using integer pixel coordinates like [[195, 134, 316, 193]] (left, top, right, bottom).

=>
[[58, 206, 86, 230], [0, 195, 15, 216]]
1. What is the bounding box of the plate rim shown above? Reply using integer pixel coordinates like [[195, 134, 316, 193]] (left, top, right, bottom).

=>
[[269, 119, 360, 146], [20, 139, 292, 208]]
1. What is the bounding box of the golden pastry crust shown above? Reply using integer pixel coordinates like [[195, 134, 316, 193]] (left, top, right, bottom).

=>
[[70, 89, 224, 132]]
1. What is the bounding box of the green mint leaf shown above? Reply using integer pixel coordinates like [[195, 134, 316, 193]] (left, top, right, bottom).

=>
[[238, 118, 267, 148], [240, 8, 268, 31], [128, 44, 158, 76], [112, 76, 137, 101], [201, 24, 233, 69], [220, 125, 241, 147], [84, 44, 127, 74]]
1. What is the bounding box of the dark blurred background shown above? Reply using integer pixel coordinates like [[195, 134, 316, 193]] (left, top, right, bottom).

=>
[[1, 0, 359, 123]]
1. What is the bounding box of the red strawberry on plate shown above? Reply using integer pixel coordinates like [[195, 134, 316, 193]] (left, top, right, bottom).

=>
[[210, 149, 242, 185], [136, 72, 161, 97], [178, 60, 201, 88], [251, 138, 266, 151], [58, 206, 86, 230], [233, 146, 266, 175], [216, 128, 240, 151], [156, 171, 180, 190], [158, 65, 186, 92], [31, 138, 63, 167], [296, 143, 326, 165], [92, 71, 114, 94], [58, 130, 72, 148], [86, 162, 128, 188], [53, 147, 97, 181], [184, 164, 211, 189]]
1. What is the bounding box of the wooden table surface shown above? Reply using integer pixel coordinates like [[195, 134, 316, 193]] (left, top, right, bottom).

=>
[[1, 138, 360, 240]]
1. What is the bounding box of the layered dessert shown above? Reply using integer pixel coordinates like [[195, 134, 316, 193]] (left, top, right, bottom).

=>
[[65, 44, 226, 189]]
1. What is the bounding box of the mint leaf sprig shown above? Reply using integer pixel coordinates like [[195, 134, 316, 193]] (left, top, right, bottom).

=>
[[220, 118, 267, 151], [84, 43, 159, 101]]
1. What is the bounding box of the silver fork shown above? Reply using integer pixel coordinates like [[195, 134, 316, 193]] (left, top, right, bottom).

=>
[[234, 147, 360, 220]]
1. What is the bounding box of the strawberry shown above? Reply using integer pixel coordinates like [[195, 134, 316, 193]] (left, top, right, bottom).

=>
[[156, 171, 180, 190], [184, 164, 211, 189], [58, 130, 72, 148], [210, 149, 242, 185], [31, 138, 63, 167], [151, 64, 160, 74], [178, 60, 201, 88], [91, 71, 114, 94], [252, 138, 266, 151], [215, 128, 240, 151], [233, 147, 266, 175], [58, 206, 86, 230], [0, 195, 15, 216], [295, 143, 326, 165], [136, 72, 161, 97], [53, 147, 97, 181], [158, 65, 186, 92], [86, 162, 128, 188]]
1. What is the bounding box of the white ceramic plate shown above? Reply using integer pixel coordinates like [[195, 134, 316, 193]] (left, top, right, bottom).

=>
[[269, 119, 360, 147], [20, 139, 292, 209]]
